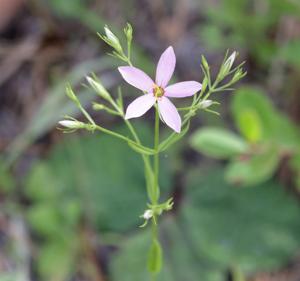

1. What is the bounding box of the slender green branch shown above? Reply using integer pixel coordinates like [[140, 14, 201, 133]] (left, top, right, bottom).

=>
[[153, 106, 160, 204]]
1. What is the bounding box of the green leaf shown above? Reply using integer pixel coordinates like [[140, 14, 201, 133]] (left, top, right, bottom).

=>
[[111, 169, 300, 280], [182, 168, 300, 274], [190, 127, 249, 159], [38, 238, 77, 281], [27, 204, 62, 237], [147, 239, 162, 274], [25, 163, 60, 201], [110, 221, 223, 281], [231, 86, 300, 150], [25, 124, 172, 233], [231, 86, 277, 140], [225, 145, 280, 186], [236, 109, 262, 143]]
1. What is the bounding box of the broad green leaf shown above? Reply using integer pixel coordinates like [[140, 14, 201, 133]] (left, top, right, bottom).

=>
[[111, 168, 300, 280], [182, 168, 300, 274], [38, 238, 78, 281], [25, 124, 172, 233], [231, 86, 277, 139], [190, 127, 249, 158], [225, 145, 280, 186], [27, 204, 62, 237], [236, 109, 262, 143], [25, 163, 61, 201], [111, 219, 223, 281], [231, 86, 300, 149]]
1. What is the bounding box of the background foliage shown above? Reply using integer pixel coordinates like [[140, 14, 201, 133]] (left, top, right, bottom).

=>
[[0, 0, 300, 281]]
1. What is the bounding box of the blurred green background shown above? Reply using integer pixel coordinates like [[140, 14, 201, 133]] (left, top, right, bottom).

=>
[[0, 0, 300, 281]]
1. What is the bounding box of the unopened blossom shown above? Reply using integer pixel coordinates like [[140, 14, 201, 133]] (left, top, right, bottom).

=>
[[58, 120, 83, 129], [118, 46, 202, 133], [143, 209, 153, 220]]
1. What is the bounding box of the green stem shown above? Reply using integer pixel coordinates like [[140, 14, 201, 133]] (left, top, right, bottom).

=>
[[153, 105, 160, 204], [94, 125, 142, 148], [150, 106, 160, 281]]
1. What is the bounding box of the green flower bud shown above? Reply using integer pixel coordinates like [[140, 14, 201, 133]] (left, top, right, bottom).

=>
[[217, 51, 237, 81], [86, 76, 111, 100], [231, 68, 247, 84], [92, 103, 105, 111], [199, 100, 213, 109], [124, 23, 133, 43], [58, 120, 85, 129], [66, 85, 79, 104], [102, 25, 123, 54], [201, 55, 209, 72]]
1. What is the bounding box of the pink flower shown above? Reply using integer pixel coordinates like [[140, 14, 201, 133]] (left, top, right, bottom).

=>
[[118, 46, 202, 133]]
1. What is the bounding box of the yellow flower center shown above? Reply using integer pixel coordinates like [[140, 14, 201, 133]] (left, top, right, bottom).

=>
[[153, 85, 164, 98]]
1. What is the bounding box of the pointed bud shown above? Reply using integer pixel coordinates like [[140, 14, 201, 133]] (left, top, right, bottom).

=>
[[58, 120, 85, 129], [224, 51, 237, 71], [66, 85, 79, 104], [124, 23, 133, 43], [201, 55, 209, 72], [86, 76, 111, 100], [92, 103, 105, 111], [231, 68, 247, 84], [199, 100, 213, 109], [103, 25, 123, 53], [217, 51, 238, 81]]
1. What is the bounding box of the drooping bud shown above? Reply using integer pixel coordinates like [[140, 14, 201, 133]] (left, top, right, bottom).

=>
[[86, 76, 111, 101]]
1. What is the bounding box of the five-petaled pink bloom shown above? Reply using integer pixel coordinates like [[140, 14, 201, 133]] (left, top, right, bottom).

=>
[[118, 46, 202, 133]]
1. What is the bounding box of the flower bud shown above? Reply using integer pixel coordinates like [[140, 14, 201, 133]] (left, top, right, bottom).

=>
[[66, 85, 79, 104], [58, 120, 85, 129], [86, 76, 111, 100], [103, 25, 123, 54], [199, 100, 213, 109], [142, 209, 153, 220], [224, 51, 237, 71], [124, 23, 133, 43], [231, 68, 246, 84], [201, 55, 209, 72], [217, 51, 238, 81], [92, 103, 105, 111]]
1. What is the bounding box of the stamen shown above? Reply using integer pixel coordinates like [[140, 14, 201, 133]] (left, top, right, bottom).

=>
[[153, 85, 164, 98]]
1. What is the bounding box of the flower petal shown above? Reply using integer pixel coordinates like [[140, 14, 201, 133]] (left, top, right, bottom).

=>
[[164, 81, 202, 98], [158, 97, 181, 133], [155, 46, 176, 88], [125, 94, 156, 119], [118, 66, 154, 92]]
